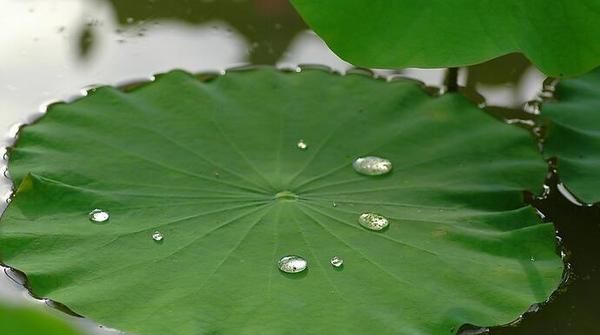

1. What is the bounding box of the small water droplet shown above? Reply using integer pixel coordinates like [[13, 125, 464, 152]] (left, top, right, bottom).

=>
[[358, 212, 389, 231], [352, 156, 392, 176], [126, 17, 134, 24], [530, 256, 536, 262], [297, 139, 308, 150], [330, 256, 344, 268], [3, 191, 13, 204], [527, 303, 540, 313], [152, 231, 163, 242], [332, 202, 337, 207], [89, 209, 109, 223], [523, 102, 540, 115], [278, 255, 307, 273]]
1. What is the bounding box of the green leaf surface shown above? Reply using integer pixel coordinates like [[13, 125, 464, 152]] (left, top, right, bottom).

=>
[[0, 303, 83, 335], [543, 67, 600, 204], [290, 0, 600, 77], [0, 68, 562, 335]]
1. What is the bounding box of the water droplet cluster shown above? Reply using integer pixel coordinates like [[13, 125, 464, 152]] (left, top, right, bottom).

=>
[[85, 147, 394, 276]]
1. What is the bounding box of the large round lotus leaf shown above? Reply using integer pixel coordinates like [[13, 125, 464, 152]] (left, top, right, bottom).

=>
[[290, 0, 600, 77], [0, 68, 562, 335], [543, 67, 600, 204], [0, 303, 84, 335]]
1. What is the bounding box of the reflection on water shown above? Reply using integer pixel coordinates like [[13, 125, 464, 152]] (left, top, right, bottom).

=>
[[105, 0, 306, 64], [0, 0, 572, 334]]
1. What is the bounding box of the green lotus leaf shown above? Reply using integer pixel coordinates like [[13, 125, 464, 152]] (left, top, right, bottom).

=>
[[0, 68, 562, 334], [291, 0, 600, 77], [543, 67, 600, 204], [0, 303, 84, 335]]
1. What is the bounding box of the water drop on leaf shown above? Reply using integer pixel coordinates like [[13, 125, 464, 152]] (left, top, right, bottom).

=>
[[330, 256, 344, 268], [353, 156, 392, 176], [88, 209, 109, 223], [278, 255, 307, 273], [358, 212, 389, 231], [152, 231, 163, 242], [296, 139, 308, 150]]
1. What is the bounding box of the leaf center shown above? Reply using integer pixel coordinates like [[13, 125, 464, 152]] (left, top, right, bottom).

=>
[[275, 190, 298, 201]]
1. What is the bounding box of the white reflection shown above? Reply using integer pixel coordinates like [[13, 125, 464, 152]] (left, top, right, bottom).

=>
[[0, 0, 248, 131], [277, 30, 351, 72]]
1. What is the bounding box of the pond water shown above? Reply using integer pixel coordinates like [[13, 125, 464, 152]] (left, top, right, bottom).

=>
[[0, 0, 596, 334]]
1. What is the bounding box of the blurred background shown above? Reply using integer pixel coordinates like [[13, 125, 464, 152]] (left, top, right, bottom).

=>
[[0, 0, 559, 334]]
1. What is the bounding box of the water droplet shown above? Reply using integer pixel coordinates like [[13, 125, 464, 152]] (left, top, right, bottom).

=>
[[527, 303, 540, 313], [523, 101, 540, 115], [152, 231, 163, 242], [278, 255, 307, 273], [89, 209, 109, 223], [297, 139, 308, 150], [3, 191, 13, 204], [352, 156, 392, 176], [332, 202, 337, 207], [330, 256, 344, 268], [358, 212, 389, 231], [530, 256, 536, 262]]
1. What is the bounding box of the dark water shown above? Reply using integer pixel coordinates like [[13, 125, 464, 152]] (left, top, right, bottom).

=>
[[0, 0, 595, 334], [488, 168, 600, 335]]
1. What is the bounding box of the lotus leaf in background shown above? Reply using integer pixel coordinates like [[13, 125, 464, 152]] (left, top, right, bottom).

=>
[[0, 68, 562, 335], [0, 303, 84, 335], [291, 0, 600, 77], [543, 67, 600, 204]]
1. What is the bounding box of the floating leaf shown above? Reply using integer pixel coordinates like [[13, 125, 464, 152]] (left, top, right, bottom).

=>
[[0, 68, 562, 334], [291, 0, 600, 77], [0, 303, 84, 335], [543, 67, 600, 204]]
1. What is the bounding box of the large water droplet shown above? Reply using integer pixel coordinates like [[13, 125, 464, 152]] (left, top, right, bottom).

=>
[[278, 255, 307, 273], [296, 139, 308, 150], [352, 156, 392, 176], [152, 231, 163, 242], [89, 209, 109, 223], [358, 212, 389, 231], [330, 256, 344, 268]]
